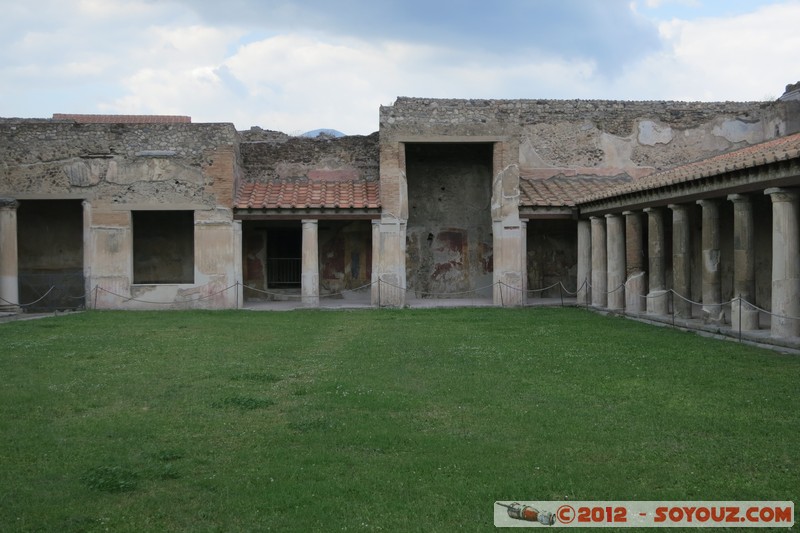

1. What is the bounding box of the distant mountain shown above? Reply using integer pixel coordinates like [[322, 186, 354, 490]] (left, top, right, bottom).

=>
[[300, 128, 346, 138]]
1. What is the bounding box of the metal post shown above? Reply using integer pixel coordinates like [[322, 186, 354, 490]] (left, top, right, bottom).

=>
[[738, 295, 742, 343]]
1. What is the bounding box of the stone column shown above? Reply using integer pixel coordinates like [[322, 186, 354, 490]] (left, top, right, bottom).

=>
[[0, 199, 19, 312], [669, 204, 692, 318], [82, 200, 93, 308], [520, 220, 528, 302], [644, 207, 668, 315], [696, 199, 722, 322], [765, 188, 800, 337], [576, 219, 591, 305], [605, 213, 625, 312], [590, 216, 607, 308], [728, 194, 758, 330], [624, 211, 646, 313], [371, 220, 381, 306], [301, 219, 319, 307], [233, 220, 244, 309]]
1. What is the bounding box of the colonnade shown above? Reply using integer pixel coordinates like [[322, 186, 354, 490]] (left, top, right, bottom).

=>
[[579, 188, 800, 338]]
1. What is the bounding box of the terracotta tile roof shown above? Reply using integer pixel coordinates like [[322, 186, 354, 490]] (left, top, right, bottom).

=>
[[52, 113, 191, 124], [235, 180, 380, 210], [578, 132, 800, 204], [520, 175, 633, 207]]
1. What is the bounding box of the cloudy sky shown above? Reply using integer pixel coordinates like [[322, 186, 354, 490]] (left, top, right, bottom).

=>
[[1, 0, 798, 135]]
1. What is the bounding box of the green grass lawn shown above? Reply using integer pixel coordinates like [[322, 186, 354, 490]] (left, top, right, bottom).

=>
[[1, 308, 798, 531]]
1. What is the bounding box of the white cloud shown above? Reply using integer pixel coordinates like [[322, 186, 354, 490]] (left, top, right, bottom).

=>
[[1, 0, 797, 134], [612, 1, 800, 101]]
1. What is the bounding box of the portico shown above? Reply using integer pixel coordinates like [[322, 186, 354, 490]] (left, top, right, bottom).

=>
[[577, 133, 800, 342]]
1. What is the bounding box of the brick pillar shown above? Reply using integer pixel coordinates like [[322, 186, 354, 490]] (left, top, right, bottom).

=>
[[0, 199, 19, 312], [301, 219, 319, 307], [624, 210, 646, 313], [605, 213, 625, 312], [728, 194, 758, 330], [590, 216, 607, 308], [765, 188, 800, 337], [576, 219, 591, 305], [696, 199, 722, 322], [644, 207, 668, 315], [669, 203, 692, 318]]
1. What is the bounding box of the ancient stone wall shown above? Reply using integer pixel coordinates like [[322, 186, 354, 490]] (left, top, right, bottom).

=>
[[0, 119, 242, 310], [382, 97, 793, 178], [0, 120, 239, 206], [241, 132, 379, 183]]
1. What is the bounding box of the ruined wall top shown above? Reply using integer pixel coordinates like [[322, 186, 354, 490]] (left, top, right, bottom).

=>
[[241, 132, 379, 183], [0, 120, 238, 164], [0, 120, 241, 207], [380, 97, 784, 136]]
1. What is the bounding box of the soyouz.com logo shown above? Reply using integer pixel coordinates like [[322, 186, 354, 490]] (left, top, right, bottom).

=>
[[494, 501, 794, 528]]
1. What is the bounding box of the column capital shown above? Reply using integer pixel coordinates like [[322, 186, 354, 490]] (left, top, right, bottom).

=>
[[0, 198, 19, 209], [667, 203, 689, 211], [727, 193, 751, 203], [604, 213, 621, 219], [696, 198, 719, 207], [765, 188, 799, 203], [643, 207, 660, 214], [301, 218, 319, 225], [622, 210, 640, 216], [589, 215, 604, 221]]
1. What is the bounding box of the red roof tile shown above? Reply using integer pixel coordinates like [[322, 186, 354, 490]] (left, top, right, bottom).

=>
[[578, 132, 800, 204], [235, 180, 380, 210], [520, 175, 633, 207], [53, 114, 191, 124]]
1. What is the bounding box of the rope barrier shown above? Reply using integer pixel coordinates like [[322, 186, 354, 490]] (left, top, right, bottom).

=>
[[585, 280, 626, 295], [95, 282, 240, 305], [0, 286, 57, 308], [2, 276, 798, 326]]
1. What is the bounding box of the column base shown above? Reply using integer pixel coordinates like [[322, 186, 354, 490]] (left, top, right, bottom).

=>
[[646, 290, 669, 316], [301, 272, 319, 307], [701, 305, 726, 325], [731, 306, 759, 331], [625, 271, 646, 314]]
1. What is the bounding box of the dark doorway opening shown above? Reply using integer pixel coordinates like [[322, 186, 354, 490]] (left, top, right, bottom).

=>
[[242, 221, 302, 299], [266, 228, 301, 288], [405, 143, 493, 298], [17, 200, 84, 311], [132, 210, 195, 284]]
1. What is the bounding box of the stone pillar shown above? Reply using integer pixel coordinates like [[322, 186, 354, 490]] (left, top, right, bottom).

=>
[[765, 188, 800, 337], [605, 213, 625, 312], [623, 211, 646, 313], [0, 199, 20, 312], [644, 207, 668, 315], [728, 194, 758, 330], [492, 221, 526, 307], [301, 219, 319, 307], [696, 199, 722, 322], [669, 204, 692, 318], [374, 219, 407, 307], [82, 200, 93, 308], [520, 220, 528, 301], [371, 219, 381, 306], [233, 220, 244, 309], [576, 219, 591, 305], [590, 216, 607, 308]]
